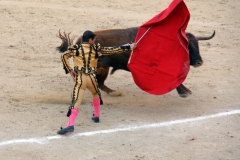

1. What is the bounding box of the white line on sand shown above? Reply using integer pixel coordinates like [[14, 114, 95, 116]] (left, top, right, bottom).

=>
[[0, 109, 240, 147]]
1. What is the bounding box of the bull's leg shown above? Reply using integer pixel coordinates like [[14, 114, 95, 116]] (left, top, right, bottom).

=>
[[176, 84, 192, 98], [97, 67, 113, 93], [96, 67, 122, 96]]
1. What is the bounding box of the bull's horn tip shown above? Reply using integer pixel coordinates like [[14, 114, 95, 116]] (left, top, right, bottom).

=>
[[213, 30, 216, 36]]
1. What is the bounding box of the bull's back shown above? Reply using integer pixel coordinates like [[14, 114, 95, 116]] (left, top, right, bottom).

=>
[[94, 27, 138, 47]]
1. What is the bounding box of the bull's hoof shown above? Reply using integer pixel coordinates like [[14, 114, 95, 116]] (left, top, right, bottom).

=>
[[176, 84, 192, 98], [179, 93, 190, 98], [109, 90, 123, 96], [178, 90, 192, 98]]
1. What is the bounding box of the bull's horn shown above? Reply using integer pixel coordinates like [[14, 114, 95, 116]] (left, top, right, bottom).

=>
[[196, 30, 215, 41]]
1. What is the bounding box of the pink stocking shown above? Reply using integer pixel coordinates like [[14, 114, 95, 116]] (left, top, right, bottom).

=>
[[67, 108, 78, 127], [93, 98, 100, 117]]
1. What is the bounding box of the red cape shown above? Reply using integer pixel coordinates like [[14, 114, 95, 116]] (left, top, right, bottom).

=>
[[127, 0, 190, 95]]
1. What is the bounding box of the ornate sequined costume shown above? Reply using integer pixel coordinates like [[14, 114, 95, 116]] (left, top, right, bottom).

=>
[[61, 43, 131, 116]]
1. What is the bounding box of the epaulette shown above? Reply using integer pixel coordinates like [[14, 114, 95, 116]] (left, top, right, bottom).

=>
[[67, 44, 81, 56], [68, 44, 78, 51]]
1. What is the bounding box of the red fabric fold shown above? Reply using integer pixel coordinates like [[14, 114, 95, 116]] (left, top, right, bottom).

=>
[[128, 0, 190, 95]]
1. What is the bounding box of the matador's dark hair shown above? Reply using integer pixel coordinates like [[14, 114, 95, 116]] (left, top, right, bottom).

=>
[[82, 30, 96, 42]]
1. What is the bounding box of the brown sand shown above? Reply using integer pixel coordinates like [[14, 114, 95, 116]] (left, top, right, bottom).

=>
[[0, 0, 240, 159]]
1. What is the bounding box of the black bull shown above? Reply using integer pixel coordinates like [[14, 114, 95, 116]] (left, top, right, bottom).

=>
[[57, 27, 215, 97]]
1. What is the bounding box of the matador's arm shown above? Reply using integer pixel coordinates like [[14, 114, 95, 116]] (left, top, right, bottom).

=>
[[98, 43, 136, 56], [61, 45, 76, 74]]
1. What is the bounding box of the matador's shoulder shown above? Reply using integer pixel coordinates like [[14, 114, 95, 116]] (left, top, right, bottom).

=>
[[68, 44, 80, 51]]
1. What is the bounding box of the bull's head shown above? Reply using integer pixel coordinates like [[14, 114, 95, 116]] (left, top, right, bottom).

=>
[[187, 30, 215, 67], [56, 30, 77, 52]]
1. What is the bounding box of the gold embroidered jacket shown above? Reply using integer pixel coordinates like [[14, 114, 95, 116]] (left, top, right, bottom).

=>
[[61, 43, 131, 74]]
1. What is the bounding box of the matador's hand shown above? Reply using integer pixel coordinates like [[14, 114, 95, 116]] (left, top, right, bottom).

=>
[[122, 43, 137, 50], [129, 43, 137, 50], [70, 70, 77, 82]]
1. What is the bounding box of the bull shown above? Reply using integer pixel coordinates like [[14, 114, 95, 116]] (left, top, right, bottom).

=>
[[56, 27, 215, 97]]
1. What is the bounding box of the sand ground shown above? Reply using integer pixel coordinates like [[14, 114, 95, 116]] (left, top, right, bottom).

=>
[[0, 0, 240, 159]]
